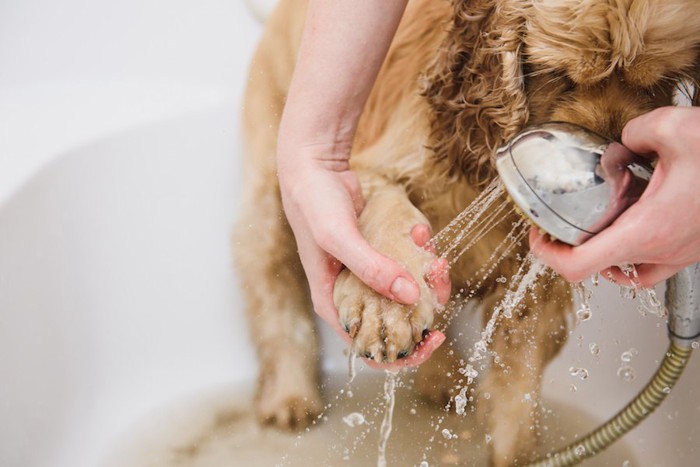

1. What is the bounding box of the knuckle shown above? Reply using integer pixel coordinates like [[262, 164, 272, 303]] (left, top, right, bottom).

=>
[[648, 107, 680, 143], [313, 226, 338, 253], [359, 260, 384, 287], [557, 267, 587, 284]]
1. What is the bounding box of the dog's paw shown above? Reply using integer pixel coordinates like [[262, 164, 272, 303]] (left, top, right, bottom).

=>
[[334, 254, 436, 363], [255, 356, 322, 430]]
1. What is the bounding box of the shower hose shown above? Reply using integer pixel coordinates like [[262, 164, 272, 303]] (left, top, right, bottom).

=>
[[527, 341, 692, 466]]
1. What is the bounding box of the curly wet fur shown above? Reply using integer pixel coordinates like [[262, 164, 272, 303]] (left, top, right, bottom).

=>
[[423, 0, 530, 187], [236, 0, 700, 465]]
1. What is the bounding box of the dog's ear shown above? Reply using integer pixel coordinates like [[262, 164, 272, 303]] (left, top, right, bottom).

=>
[[423, 0, 529, 187]]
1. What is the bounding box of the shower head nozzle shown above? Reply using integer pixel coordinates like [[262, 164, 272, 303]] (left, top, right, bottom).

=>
[[495, 122, 652, 246]]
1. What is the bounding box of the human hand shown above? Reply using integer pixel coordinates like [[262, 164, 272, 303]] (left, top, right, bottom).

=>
[[278, 150, 449, 370], [530, 106, 700, 287]]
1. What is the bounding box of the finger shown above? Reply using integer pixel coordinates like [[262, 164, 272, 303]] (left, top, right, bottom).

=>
[[362, 330, 446, 370], [621, 107, 681, 158], [410, 224, 433, 250], [426, 257, 452, 305], [529, 221, 639, 283], [295, 233, 351, 335], [324, 227, 421, 305], [632, 263, 684, 288]]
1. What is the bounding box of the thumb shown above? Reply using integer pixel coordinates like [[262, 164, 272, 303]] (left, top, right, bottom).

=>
[[324, 225, 421, 305], [621, 107, 683, 158]]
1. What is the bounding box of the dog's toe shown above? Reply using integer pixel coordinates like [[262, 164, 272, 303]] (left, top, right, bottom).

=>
[[259, 395, 321, 430], [336, 267, 437, 363]]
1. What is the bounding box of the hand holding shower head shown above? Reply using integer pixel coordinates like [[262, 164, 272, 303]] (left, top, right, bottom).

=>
[[495, 122, 652, 246], [495, 123, 699, 466]]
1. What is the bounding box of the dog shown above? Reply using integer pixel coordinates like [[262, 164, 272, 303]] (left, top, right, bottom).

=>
[[234, 0, 700, 464]]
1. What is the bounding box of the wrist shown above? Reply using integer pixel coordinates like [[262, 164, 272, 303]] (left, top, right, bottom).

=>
[[277, 115, 355, 172]]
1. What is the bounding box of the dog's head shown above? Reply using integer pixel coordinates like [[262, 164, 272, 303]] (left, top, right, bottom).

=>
[[425, 0, 700, 185]]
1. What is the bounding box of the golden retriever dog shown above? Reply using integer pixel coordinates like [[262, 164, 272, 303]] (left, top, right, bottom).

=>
[[234, 0, 700, 464]]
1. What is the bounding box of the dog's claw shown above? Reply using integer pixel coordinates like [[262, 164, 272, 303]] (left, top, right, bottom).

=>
[[344, 318, 361, 339]]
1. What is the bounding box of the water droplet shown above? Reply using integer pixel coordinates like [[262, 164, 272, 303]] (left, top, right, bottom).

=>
[[569, 366, 589, 380], [622, 461, 631, 467], [569, 384, 578, 392], [441, 428, 456, 440], [419, 462, 429, 467], [455, 388, 468, 415], [485, 434, 492, 444], [589, 343, 600, 356], [342, 412, 366, 427], [619, 286, 636, 300], [591, 272, 600, 286], [576, 307, 592, 322], [617, 366, 636, 382], [575, 445, 586, 456], [460, 364, 479, 379], [663, 386, 672, 394], [692, 341, 699, 349], [496, 276, 507, 283], [620, 348, 638, 363]]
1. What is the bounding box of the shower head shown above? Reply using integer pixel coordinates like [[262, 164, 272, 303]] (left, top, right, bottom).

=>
[[495, 122, 652, 246], [495, 122, 700, 346]]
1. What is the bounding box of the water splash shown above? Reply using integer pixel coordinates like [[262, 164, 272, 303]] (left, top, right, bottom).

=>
[[377, 371, 399, 467], [429, 178, 505, 263], [343, 412, 366, 427], [449, 253, 548, 416], [348, 349, 357, 384], [454, 387, 469, 415], [618, 264, 667, 318], [573, 282, 593, 323]]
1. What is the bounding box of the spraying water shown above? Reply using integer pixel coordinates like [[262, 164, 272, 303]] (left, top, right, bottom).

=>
[[376, 371, 399, 467]]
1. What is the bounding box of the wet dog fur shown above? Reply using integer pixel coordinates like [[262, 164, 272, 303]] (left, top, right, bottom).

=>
[[234, 0, 700, 464]]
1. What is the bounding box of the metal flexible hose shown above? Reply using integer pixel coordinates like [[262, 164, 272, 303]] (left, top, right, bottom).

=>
[[527, 341, 692, 467]]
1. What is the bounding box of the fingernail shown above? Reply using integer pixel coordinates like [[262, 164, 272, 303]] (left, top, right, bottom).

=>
[[390, 277, 419, 304]]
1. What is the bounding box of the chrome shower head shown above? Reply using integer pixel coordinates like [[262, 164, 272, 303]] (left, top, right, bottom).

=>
[[495, 122, 653, 246], [495, 122, 700, 346]]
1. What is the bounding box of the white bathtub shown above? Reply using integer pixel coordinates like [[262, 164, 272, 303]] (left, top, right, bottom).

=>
[[0, 1, 698, 466]]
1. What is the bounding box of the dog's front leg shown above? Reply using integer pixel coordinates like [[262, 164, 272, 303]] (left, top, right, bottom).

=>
[[333, 176, 440, 363]]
